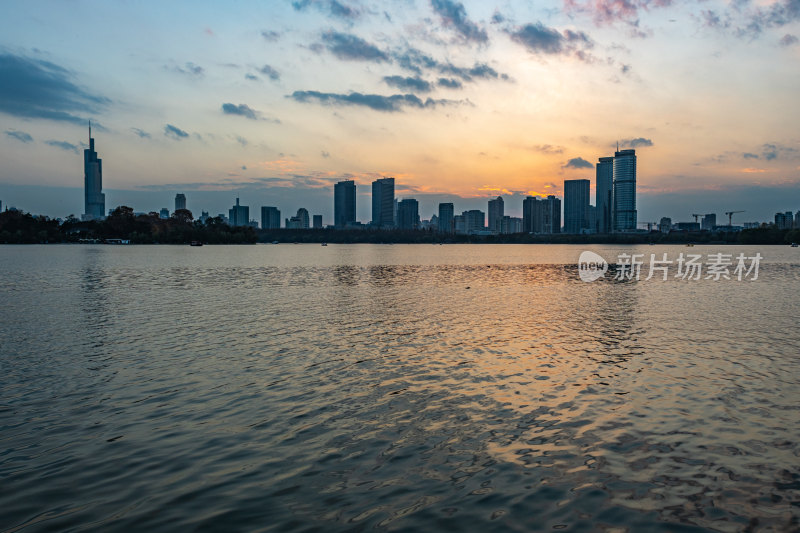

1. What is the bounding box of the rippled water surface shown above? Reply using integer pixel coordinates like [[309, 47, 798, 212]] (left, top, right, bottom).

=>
[[1, 244, 799, 532]]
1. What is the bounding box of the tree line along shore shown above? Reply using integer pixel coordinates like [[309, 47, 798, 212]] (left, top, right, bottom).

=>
[[1, 206, 799, 245]]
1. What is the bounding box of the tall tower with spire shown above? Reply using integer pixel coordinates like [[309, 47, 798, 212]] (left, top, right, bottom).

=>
[[83, 121, 105, 220]]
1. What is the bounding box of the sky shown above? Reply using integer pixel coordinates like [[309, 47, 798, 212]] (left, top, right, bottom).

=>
[[1, 0, 798, 224]]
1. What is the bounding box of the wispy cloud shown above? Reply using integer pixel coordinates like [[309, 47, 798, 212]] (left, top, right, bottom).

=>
[[131, 128, 151, 139], [532, 144, 564, 154], [437, 77, 462, 89], [779, 34, 798, 46], [383, 75, 432, 92], [289, 90, 464, 112], [320, 31, 389, 62], [45, 140, 78, 153], [508, 23, 594, 60], [563, 157, 593, 169], [169, 61, 204, 78], [5, 130, 34, 143], [259, 64, 280, 81], [222, 103, 259, 120], [430, 0, 489, 44], [0, 52, 109, 125], [261, 30, 281, 42], [293, 0, 361, 20], [164, 124, 189, 139], [620, 137, 653, 148]]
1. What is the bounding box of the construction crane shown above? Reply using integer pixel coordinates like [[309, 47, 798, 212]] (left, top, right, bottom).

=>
[[692, 214, 701, 223], [725, 210, 744, 226]]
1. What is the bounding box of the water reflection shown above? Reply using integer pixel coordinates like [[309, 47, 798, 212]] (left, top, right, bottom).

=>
[[1, 245, 798, 532]]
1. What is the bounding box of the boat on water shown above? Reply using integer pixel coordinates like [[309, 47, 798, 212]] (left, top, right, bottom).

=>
[[792, 243, 799, 247], [321, 242, 327, 246], [190, 241, 203, 247], [272, 241, 279, 244], [686, 243, 695, 247]]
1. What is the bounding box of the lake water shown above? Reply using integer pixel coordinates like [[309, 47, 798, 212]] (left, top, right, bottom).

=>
[[1, 244, 799, 532]]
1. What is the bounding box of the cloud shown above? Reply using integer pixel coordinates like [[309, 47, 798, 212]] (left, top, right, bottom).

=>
[[621, 137, 653, 148], [430, 0, 489, 44], [383, 75, 432, 92], [131, 128, 151, 139], [45, 140, 78, 153], [565, 0, 673, 29], [393, 49, 510, 84], [235, 136, 248, 147], [532, 144, 564, 154], [437, 77, 462, 89], [780, 33, 799, 46], [289, 90, 463, 112], [170, 61, 204, 77], [508, 23, 594, 59], [563, 157, 594, 169], [293, 0, 360, 20], [261, 30, 281, 42], [164, 124, 189, 139], [5, 130, 34, 143], [702, 1, 800, 40], [491, 10, 506, 24], [743, 152, 760, 159], [222, 103, 259, 120], [259, 64, 280, 81], [320, 31, 389, 62], [245, 73, 259, 81], [321, 151, 330, 158], [0, 52, 109, 125]]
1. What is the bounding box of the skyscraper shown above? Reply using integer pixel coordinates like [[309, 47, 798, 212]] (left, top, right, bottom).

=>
[[438, 202, 454, 233], [462, 210, 485, 233], [174, 193, 186, 212], [83, 123, 105, 221], [702, 213, 716, 230], [313, 215, 323, 229], [397, 199, 419, 230], [371, 177, 395, 228], [261, 206, 281, 229], [334, 180, 356, 228], [229, 198, 249, 227], [522, 195, 561, 234], [613, 149, 637, 232], [596, 156, 613, 233], [488, 196, 504, 233], [564, 179, 591, 234]]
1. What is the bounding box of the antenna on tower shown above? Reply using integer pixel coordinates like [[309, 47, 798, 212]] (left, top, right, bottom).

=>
[[89, 120, 92, 139], [616, 140, 619, 152]]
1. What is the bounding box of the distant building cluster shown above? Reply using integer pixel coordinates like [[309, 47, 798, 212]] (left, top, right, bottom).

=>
[[66, 130, 800, 234]]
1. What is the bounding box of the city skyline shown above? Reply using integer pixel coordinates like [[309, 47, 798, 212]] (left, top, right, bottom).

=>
[[1, 1, 798, 222]]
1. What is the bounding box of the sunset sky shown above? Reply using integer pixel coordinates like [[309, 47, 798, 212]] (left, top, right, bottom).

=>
[[1, 0, 798, 223]]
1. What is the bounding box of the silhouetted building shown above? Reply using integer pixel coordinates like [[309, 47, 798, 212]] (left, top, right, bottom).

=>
[[461, 210, 485, 234], [523, 195, 560, 234], [702, 213, 716, 230], [613, 149, 637, 231], [313, 215, 322, 229], [438, 202, 454, 233], [159, 208, 169, 219], [372, 177, 395, 227], [676, 222, 700, 231], [261, 206, 281, 229], [500, 216, 523, 234], [334, 180, 356, 228], [775, 211, 793, 229], [488, 196, 504, 233], [175, 193, 186, 212], [229, 198, 249, 227], [795, 211, 800, 229], [564, 179, 591, 234], [659, 217, 672, 233], [83, 123, 105, 221], [286, 208, 309, 229], [596, 156, 613, 233], [199, 211, 210, 224], [397, 199, 420, 230]]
